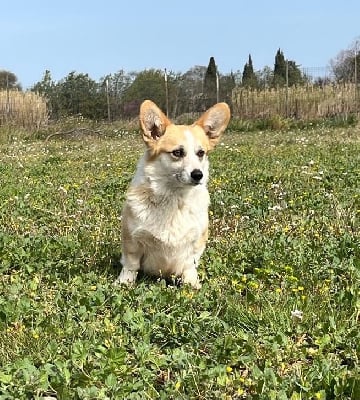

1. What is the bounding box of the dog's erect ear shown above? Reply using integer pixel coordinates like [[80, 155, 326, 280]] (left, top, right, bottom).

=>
[[139, 100, 171, 146], [195, 103, 231, 148]]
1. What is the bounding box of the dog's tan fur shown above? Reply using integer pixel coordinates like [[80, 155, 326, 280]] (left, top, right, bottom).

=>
[[115, 100, 230, 288]]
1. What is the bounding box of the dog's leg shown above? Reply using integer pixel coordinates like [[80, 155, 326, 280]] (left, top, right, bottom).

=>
[[114, 248, 141, 286], [115, 210, 142, 286], [182, 261, 202, 289], [182, 230, 207, 289]]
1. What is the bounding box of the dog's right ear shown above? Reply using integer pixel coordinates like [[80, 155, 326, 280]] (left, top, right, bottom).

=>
[[139, 100, 171, 146], [195, 102, 231, 149]]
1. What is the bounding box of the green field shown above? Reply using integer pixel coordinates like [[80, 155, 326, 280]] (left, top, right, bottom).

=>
[[0, 126, 359, 399]]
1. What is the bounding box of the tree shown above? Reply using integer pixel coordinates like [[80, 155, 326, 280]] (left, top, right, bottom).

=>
[[32, 70, 54, 96], [31, 70, 56, 117], [98, 70, 133, 120], [273, 48, 287, 86], [44, 71, 107, 119], [219, 72, 236, 106], [122, 69, 168, 117], [330, 37, 360, 83], [204, 57, 218, 108], [287, 60, 305, 86], [256, 66, 274, 89], [0, 70, 21, 90], [273, 48, 306, 87], [173, 66, 207, 115], [242, 54, 258, 88]]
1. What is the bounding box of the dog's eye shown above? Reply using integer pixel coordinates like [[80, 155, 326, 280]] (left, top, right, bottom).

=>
[[172, 148, 185, 158], [197, 149, 205, 158]]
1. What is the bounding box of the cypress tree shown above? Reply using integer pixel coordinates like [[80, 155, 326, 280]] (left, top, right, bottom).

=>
[[242, 54, 258, 88], [273, 48, 287, 86], [273, 48, 305, 87], [204, 56, 218, 107], [287, 60, 304, 86]]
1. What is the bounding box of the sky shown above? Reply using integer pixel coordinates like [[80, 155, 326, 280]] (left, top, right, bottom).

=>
[[1, 0, 359, 89]]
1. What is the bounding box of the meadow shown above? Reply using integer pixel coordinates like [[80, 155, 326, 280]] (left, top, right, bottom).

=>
[[0, 124, 359, 399]]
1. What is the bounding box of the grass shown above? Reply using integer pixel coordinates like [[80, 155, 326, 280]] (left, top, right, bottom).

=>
[[0, 125, 359, 399]]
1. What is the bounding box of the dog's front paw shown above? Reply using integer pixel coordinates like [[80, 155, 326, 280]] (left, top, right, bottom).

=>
[[183, 269, 202, 290], [190, 280, 202, 290], [114, 268, 138, 286]]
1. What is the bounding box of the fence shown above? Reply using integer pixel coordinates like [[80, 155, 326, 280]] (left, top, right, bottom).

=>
[[232, 83, 360, 120]]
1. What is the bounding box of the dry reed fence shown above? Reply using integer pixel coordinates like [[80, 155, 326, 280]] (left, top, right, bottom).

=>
[[232, 83, 360, 120], [0, 90, 48, 129]]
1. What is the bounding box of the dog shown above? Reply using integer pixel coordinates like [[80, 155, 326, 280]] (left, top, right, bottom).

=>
[[115, 100, 230, 288]]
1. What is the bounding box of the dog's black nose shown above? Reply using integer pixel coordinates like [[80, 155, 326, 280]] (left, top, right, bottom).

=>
[[191, 169, 203, 183]]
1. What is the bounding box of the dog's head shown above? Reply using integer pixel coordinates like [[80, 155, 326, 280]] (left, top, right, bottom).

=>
[[139, 100, 230, 188]]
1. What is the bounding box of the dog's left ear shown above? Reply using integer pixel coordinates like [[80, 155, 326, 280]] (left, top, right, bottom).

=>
[[139, 100, 171, 146], [195, 103, 231, 148]]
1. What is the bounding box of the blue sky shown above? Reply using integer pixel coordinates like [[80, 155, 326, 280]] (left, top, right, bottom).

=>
[[1, 0, 359, 89]]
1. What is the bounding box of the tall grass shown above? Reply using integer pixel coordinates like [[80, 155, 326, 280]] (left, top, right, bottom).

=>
[[232, 83, 360, 120], [0, 90, 48, 130]]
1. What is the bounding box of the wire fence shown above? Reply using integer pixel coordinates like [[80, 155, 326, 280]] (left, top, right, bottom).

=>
[[300, 66, 335, 84]]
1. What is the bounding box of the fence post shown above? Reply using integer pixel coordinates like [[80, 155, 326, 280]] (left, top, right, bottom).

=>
[[6, 73, 10, 120], [164, 68, 169, 118], [285, 60, 289, 117], [106, 79, 111, 122], [355, 45, 358, 112]]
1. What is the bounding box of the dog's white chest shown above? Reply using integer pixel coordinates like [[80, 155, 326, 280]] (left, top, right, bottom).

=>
[[130, 188, 209, 246]]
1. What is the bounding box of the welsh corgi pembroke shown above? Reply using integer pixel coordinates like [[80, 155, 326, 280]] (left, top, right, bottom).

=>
[[115, 100, 230, 289]]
